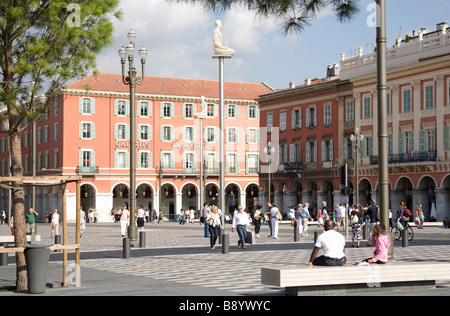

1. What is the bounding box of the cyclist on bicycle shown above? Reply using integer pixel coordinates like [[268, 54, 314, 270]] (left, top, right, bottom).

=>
[[397, 201, 410, 229]]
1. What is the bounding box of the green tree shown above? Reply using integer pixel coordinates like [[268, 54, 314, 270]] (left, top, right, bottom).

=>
[[169, 0, 359, 35], [0, 0, 121, 291]]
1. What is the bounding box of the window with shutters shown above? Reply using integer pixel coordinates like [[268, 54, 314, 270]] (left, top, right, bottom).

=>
[[117, 100, 127, 115], [280, 111, 286, 131], [79, 97, 95, 114], [226, 127, 238, 143], [80, 122, 95, 139], [138, 151, 151, 169], [115, 150, 128, 169], [424, 84, 434, 109], [161, 151, 174, 169], [205, 127, 217, 143], [138, 101, 152, 117], [267, 112, 273, 133], [363, 96, 371, 118], [246, 153, 259, 174], [227, 152, 238, 173], [346, 99, 354, 122], [402, 89, 411, 113], [323, 103, 331, 125]]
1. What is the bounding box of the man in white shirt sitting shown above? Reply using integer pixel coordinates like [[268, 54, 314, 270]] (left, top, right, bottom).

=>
[[307, 219, 346, 266]]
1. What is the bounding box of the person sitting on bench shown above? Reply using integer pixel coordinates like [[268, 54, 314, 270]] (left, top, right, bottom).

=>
[[308, 219, 346, 266]]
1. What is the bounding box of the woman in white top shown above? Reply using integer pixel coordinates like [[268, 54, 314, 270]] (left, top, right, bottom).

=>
[[270, 203, 281, 239], [206, 205, 222, 250], [51, 209, 60, 238], [232, 205, 250, 248]]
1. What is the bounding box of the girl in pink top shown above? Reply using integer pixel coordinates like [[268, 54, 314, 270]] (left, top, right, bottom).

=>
[[364, 223, 390, 264]]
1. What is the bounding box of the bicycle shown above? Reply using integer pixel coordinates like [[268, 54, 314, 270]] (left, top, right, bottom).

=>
[[391, 220, 414, 241]]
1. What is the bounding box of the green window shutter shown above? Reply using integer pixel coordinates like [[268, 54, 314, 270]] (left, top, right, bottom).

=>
[[419, 130, 426, 152]]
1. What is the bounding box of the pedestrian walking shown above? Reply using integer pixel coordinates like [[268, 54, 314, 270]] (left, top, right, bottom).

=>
[[9, 215, 14, 235], [367, 199, 379, 239], [179, 209, 185, 225], [294, 204, 303, 234], [206, 205, 222, 250], [25, 208, 39, 235], [80, 209, 86, 238], [416, 203, 424, 229], [158, 210, 163, 224], [264, 202, 273, 237], [118, 205, 129, 237], [301, 203, 312, 237], [270, 203, 281, 239], [51, 209, 60, 238], [137, 205, 145, 232], [350, 204, 363, 247], [252, 205, 263, 238], [232, 205, 250, 249], [202, 203, 211, 237]]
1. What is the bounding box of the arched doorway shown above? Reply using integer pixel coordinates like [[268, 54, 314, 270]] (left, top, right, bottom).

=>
[[181, 183, 198, 214], [160, 183, 176, 220], [417, 176, 436, 220], [137, 183, 153, 213], [81, 184, 96, 221], [225, 184, 240, 215], [112, 183, 129, 210], [245, 183, 259, 212], [205, 183, 219, 206]]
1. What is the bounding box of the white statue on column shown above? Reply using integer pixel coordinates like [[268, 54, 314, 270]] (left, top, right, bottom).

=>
[[213, 20, 235, 56], [194, 96, 208, 118]]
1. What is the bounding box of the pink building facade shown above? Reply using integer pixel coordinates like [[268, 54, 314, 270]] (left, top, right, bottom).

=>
[[0, 73, 274, 222]]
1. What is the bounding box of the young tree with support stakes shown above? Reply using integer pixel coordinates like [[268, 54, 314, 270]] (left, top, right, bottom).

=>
[[0, 0, 121, 291]]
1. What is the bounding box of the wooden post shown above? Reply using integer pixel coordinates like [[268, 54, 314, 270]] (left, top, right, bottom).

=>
[[62, 183, 68, 287], [75, 181, 81, 287]]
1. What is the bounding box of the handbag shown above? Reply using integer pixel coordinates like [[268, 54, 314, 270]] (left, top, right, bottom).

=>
[[414, 217, 420, 226], [351, 214, 359, 224], [397, 221, 404, 230], [275, 210, 282, 220]]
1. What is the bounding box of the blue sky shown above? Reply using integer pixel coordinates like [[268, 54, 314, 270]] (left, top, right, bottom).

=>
[[96, 0, 450, 90]]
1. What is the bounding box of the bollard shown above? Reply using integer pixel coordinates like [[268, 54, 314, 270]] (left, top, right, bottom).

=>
[[123, 237, 130, 259], [314, 231, 319, 244], [222, 233, 229, 254], [54, 235, 62, 252], [139, 231, 146, 248], [24, 245, 51, 294], [0, 243, 7, 266], [363, 225, 368, 240], [402, 229, 408, 247], [294, 227, 299, 242], [218, 228, 223, 244]]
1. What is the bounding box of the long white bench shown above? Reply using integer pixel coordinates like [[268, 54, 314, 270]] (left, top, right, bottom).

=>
[[261, 262, 450, 296], [0, 235, 41, 243]]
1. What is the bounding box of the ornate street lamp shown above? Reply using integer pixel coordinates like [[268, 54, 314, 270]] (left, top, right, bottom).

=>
[[118, 29, 148, 246], [264, 141, 275, 206], [350, 128, 364, 205]]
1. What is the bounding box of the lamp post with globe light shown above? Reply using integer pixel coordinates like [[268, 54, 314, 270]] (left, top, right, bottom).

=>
[[118, 29, 148, 246]]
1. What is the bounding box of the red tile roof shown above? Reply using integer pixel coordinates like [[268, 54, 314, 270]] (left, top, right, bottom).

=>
[[64, 73, 274, 101]]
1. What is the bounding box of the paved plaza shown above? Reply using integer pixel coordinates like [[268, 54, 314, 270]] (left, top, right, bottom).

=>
[[1, 220, 450, 297]]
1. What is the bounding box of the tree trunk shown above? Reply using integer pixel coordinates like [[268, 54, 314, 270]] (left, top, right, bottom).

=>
[[10, 121, 28, 290]]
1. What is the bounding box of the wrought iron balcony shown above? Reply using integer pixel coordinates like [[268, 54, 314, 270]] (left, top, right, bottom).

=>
[[370, 151, 437, 165]]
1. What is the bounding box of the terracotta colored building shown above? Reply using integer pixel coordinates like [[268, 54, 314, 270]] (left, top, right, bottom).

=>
[[258, 23, 450, 221], [0, 73, 274, 222]]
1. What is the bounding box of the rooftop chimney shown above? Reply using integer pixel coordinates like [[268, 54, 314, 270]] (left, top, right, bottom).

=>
[[289, 80, 295, 89], [305, 78, 311, 86]]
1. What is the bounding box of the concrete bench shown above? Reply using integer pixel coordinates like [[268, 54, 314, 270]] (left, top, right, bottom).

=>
[[0, 235, 41, 243], [261, 262, 450, 296]]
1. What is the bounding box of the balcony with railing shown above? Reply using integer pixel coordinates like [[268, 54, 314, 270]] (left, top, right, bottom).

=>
[[369, 151, 437, 165], [76, 166, 99, 174]]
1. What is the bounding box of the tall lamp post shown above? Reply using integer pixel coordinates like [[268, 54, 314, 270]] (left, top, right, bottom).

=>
[[118, 29, 148, 246], [264, 141, 275, 207], [350, 128, 364, 205]]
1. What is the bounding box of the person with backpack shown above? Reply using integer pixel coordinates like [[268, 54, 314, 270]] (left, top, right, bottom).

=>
[[398, 201, 410, 229]]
